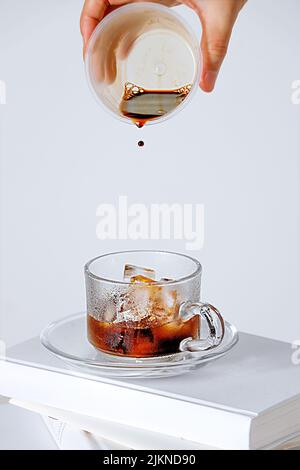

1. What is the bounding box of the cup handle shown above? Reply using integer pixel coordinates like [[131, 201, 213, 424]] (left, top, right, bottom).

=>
[[179, 301, 225, 352]]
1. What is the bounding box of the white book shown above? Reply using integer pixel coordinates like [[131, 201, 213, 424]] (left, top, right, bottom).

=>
[[1, 332, 300, 450], [10, 399, 208, 450]]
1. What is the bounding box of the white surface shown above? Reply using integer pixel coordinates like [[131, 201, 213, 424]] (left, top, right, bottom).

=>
[[7, 332, 300, 415], [0, 0, 300, 347], [0, 357, 253, 450], [13, 399, 211, 450], [0, 402, 56, 450], [0, 400, 298, 450], [1, 331, 300, 449]]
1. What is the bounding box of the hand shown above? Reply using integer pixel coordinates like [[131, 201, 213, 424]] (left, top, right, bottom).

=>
[[80, 0, 247, 92]]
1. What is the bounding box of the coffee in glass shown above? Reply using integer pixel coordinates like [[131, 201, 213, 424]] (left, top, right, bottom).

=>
[[85, 251, 224, 358]]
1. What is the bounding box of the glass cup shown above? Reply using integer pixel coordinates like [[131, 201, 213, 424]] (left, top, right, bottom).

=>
[[85, 2, 200, 126], [85, 251, 224, 358]]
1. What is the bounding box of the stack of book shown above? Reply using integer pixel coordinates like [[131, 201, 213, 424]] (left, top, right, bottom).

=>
[[0, 331, 300, 450]]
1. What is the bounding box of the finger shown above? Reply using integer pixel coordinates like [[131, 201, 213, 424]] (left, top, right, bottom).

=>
[[200, 27, 231, 92], [117, 22, 148, 60], [92, 36, 106, 82], [197, 1, 245, 92], [104, 45, 117, 83], [80, 0, 109, 56], [118, 30, 137, 60]]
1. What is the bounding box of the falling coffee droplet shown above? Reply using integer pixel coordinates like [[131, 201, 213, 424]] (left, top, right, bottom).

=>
[[138, 140, 144, 147]]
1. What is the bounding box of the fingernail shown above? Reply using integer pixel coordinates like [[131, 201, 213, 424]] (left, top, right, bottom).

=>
[[202, 71, 218, 92]]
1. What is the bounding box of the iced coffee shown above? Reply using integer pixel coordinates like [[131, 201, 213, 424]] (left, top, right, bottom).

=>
[[87, 264, 199, 357]]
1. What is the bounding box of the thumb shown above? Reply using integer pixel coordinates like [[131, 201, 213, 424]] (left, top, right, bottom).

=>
[[198, 5, 242, 92]]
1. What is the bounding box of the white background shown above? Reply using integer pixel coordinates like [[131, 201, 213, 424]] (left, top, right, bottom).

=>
[[0, 0, 299, 347]]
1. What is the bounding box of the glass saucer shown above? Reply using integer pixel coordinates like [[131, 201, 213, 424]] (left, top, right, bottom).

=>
[[40, 313, 238, 379]]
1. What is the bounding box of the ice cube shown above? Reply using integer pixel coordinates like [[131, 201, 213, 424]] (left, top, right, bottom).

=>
[[114, 287, 150, 323], [161, 288, 178, 313], [130, 274, 156, 284], [114, 270, 179, 326], [123, 264, 156, 281], [115, 307, 146, 323], [103, 300, 116, 322]]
